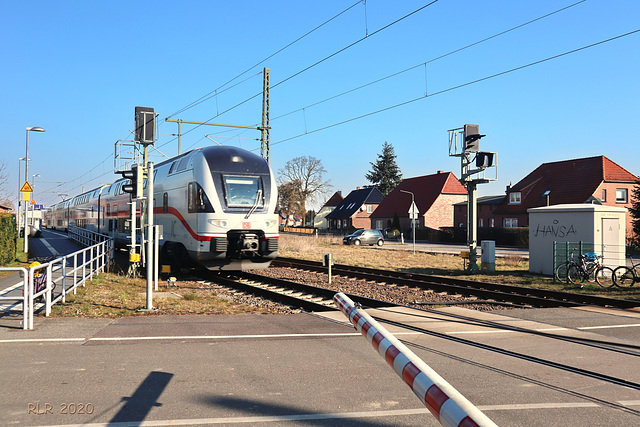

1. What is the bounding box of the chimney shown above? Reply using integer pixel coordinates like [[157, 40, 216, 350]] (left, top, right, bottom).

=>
[[437, 170, 445, 174], [356, 187, 360, 190]]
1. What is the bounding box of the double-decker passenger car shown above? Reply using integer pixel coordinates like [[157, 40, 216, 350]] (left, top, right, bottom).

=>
[[45, 145, 279, 270]]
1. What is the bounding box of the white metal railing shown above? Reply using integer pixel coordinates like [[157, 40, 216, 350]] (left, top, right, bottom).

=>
[[68, 225, 112, 247], [0, 234, 113, 330], [0, 267, 29, 328]]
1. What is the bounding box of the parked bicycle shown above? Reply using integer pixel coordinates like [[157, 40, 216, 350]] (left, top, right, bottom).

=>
[[565, 253, 614, 287], [612, 257, 640, 287], [555, 252, 578, 282]]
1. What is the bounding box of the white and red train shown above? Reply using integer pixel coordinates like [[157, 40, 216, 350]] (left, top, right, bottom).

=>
[[44, 145, 279, 270]]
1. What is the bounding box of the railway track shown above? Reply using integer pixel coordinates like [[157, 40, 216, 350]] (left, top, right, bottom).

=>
[[271, 256, 640, 309], [197, 261, 640, 407]]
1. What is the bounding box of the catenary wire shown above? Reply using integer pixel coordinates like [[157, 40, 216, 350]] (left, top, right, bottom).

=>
[[272, 0, 588, 121], [269, 27, 640, 148], [159, 0, 441, 147], [167, 0, 363, 119]]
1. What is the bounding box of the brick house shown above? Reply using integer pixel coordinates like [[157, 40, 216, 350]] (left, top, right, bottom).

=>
[[492, 156, 638, 240], [369, 171, 467, 231], [0, 204, 12, 213], [313, 191, 344, 229], [453, 195, 505, 229], [325, 187, 384, 231]]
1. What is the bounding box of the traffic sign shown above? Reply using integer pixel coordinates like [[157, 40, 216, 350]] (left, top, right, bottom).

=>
[[408, 201, 418, 220], [20, 181, 33, 192], [30, 200, 36, 205]]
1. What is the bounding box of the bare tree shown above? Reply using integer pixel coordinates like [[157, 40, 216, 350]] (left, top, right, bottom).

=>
[[0, 160, 13, 210], [278, 156, 331, 222], [278, 179, 304, 219]]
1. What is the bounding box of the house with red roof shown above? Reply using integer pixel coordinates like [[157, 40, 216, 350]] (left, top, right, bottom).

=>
[[369, 171, 467, 232], [313, 191, 344, 229], [493, 156, 638, 239]]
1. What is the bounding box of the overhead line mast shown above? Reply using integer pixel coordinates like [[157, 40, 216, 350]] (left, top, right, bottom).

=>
[[165, 68, 271, 165]]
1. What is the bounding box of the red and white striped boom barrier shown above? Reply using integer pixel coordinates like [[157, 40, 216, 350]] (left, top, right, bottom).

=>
[[334, 292, 497, 427]]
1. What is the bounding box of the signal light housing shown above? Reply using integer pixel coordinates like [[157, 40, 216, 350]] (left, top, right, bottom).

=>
[[119, 164, 143, 199], [464, 124, 485, 152]]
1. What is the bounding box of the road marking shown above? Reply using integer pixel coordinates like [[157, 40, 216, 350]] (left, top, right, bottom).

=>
[[448, 327, 568, 335], [40, 238, 61, 257], [0, 331, 421, 344], [0, 338, 85, 343], [578, 323, 640, 330], [27, 402, 638, 426], [89, 331, 421, 341]]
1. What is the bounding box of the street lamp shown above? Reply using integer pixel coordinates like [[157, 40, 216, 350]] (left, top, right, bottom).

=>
[[400, 190, 416, 255], [31, 174, 41, 228], [17, 157, 30, 231], [24, 126, 45, 254]]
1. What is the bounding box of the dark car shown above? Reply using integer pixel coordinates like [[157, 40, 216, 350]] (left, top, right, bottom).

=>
[[343, 229, 384, 246]]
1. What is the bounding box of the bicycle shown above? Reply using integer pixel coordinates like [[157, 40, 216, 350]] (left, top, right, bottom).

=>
[[566, 253, 615, 288], [612, 257, 640, 287], [555, 252, 578, 282], [555, 252, 596, 283]]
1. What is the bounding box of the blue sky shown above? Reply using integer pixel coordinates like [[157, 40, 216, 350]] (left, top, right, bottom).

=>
[[1, 0, 638, 210]]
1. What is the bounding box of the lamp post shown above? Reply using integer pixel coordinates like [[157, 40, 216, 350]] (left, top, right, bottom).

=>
[[32, 174, 41, 229], [17, 157, 30, 231], [400, 190, 416, 255], [24, 126, 45, 253]]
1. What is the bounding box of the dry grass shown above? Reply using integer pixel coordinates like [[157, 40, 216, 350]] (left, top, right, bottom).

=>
[[50, 272, 275, 318]]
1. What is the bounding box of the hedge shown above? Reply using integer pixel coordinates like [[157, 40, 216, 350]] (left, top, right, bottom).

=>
[[0, 213, 17, 265]]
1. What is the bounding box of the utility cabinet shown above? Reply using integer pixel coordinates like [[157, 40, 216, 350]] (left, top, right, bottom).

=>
[[527, 204, 626, 275]]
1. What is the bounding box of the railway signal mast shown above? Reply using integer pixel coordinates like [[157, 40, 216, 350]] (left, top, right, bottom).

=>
[[116, 106, 158, 311], [448, 124, 497, 272]]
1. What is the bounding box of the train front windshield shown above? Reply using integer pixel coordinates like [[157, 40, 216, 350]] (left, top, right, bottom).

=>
[[223, 176, 263, 208]]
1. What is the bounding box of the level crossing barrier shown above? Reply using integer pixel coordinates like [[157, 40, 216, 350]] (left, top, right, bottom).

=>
[[0, 229, 113, 329], [334, 292, 496, 427]]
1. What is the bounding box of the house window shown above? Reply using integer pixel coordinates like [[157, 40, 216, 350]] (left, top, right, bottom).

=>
[[478, 218, 483, 227], [375, 220, 383, 229], [367, 205, 373, 213], [503, 218, 518, 228], [489, 218, 495, 228], [509, 192, 521, 204], [616, 188, 628, 203], [601, 189, 606, 202]]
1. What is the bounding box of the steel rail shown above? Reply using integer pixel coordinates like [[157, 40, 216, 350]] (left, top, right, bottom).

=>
[[201, 270, 640, 401], [273, 257, 640, 309]]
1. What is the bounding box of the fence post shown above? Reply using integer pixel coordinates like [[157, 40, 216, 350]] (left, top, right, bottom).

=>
[[73, 253, 78, 294], [20, 268, 28, 330], [62, 256, 67, 303], [45, 263, 52, 317], [28, 268, 34, 330]]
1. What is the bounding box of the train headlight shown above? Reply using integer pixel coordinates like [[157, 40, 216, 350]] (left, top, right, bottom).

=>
[[264, 220, 277, 228], [208, 219, 228, 228]]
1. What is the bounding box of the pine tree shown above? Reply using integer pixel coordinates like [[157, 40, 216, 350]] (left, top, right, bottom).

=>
[[365, 142, 402, 196], [630, 181, 640, 244]]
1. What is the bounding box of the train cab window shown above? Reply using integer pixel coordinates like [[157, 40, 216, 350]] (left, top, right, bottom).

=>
[[188, 182, 214, 213], [177, 156, 190, 172], [163, 193, 168, 213], [106, 204, 110, 216], [223, 176, 263, 208]]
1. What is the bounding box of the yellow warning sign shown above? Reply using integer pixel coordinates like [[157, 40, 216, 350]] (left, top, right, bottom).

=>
[[22, 192, 30, 201], [30, 200, 36, 205], [20, 181, 33, 192]]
